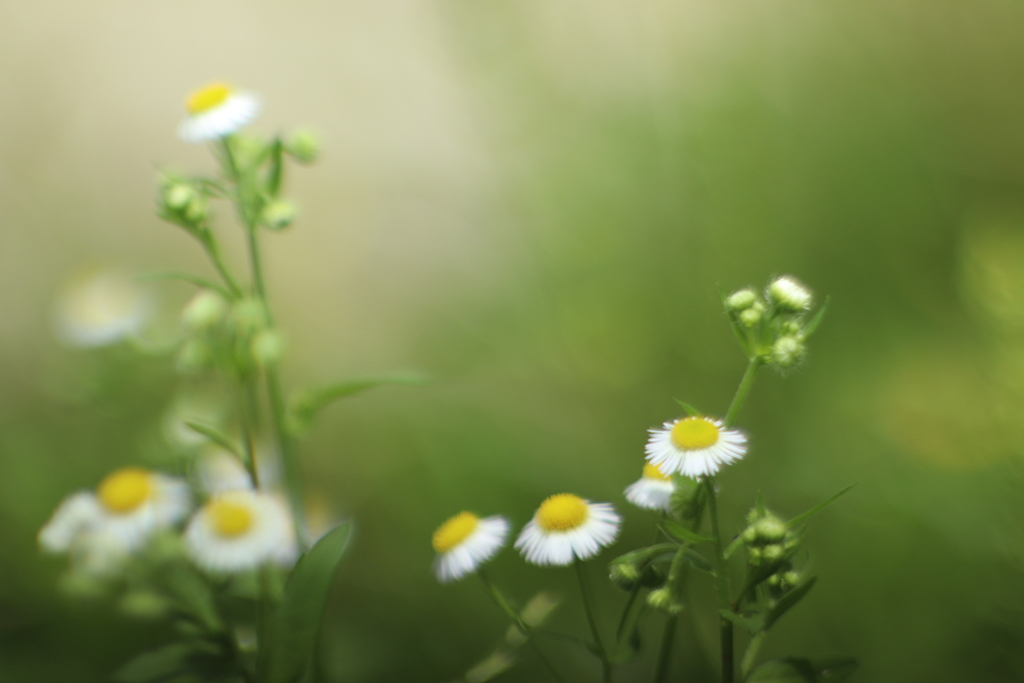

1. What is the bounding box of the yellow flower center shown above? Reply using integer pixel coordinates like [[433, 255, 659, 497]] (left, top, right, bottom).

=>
[[432, 512, 479, 553], [186, 83, 233, 114], [208, 499, 255, 538], [97, 468, 152, 513], [670, 417, 720, 450], [642, 463, 670, 481], [536, 494, 589, 532]]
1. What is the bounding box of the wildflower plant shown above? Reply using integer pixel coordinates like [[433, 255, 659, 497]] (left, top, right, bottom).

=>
[[433, 276, 856, 683], [37, 82, 412, 683]]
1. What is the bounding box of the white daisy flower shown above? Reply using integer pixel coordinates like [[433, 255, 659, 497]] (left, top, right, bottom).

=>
[[645, 416, 747, 477], [39, 468, 191, 556], [515, 494, 620, 566], [184, 490, 296, 573], [54, 270, 152, 347], [178, 82, 260, 143], [431, 512, 509, 583], [624, 463, 674, 512]]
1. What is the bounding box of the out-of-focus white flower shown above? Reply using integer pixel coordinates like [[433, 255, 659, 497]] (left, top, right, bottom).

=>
[[645, 416, 747, 477], [767, 276, 812, 312], [624, 463, 674, 512], [515, 494, 620, 566], [195, 449, 253, 495], [54, 270, 151, 347], [178, 83, 259, 143], [431, 512, 509, 583], [184, 490, 296, 573], [39, 468, 191, 558]]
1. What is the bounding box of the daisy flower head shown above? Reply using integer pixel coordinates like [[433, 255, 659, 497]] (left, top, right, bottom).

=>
[[624, 463, 674, 512], [39, 468, 191, 556], [515, 494, 620, 566], [646, 415, 747, 478], [431, 512, 510, 583], [178, 82, 259, 143], [184, 489, 296, 574], [54, 269, 152, 347]]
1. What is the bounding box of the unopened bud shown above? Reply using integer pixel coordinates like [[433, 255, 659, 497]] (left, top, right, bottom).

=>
[[251, 329, 286, 367], [609, 562, 640, 590], [767, 574, 781, 588], [184, 196, 208, 223], [748, 547, 763, 565], [770, 336, 806, 368], [262, 200, 297, 231], [646, 588, 682, 615], [181, 290, 228, 330], [725, 288, 758, 312], [782, 571, 800, 587], [752, 516, 787, 544], [762, 544, 785, 564], [164, 183, 196, 209], [231, 298, 267, 335], [739, 301, 765, 328], [286, 128, 321, 163], [767, 276, 812, 312]]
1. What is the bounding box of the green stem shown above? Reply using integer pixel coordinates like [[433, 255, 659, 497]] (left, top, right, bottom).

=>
[[724, 357, 763, 429], [651, 615, 677, 683], [477, 572, 565, 683], [200, 232, 243, 298], [705, 475, 734, 683], [574, 560, 612, 683], [740, 631, 766, 678]]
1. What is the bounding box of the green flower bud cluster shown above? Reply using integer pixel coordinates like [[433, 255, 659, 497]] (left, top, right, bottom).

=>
[[740, 510, 799, 570], [177, 292, 286, 376], [646, 587, 682, 615], [158, 176, 212, 235], [723, 275, 822, 370]]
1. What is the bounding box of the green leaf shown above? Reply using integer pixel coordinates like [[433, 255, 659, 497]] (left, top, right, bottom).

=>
[[786, 484, 857, 529], [138, 271, 231, 299], [719, 609, 764, 635], [265, 138, 285, 197], [109, 642, 227, 682], [763, 578, 817, 631], [746, 656, 858, 683], [672, 399, 701, 417], [662, 520, 713, 545], [183, 422, 245, 464], [802, 297, 830, 339], [289, 375, 426, 430], [261, 521, 354, 683], [680, 547, 714, 573], [724, 536, 744, 560]]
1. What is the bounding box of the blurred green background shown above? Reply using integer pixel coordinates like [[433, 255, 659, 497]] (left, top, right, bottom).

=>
[[4, 1, 1024, 681]]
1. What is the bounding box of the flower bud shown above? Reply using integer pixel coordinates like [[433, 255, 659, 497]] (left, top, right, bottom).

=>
[[181, 291, 228, 330], [770, 336, 806, 368], [739, 301, 765, 328], [285, 128, 321, 163], [747, 547, 763, 565], [609, 562, 640, 590], [779, 319, 803, 336], [262, 200, 297, 231], [783, 571, 800, 588], [251, 329, 286, 367], [767, 573, 782, 588], [646, 588, 682, 615], [725, 288, 758, 312], [164, 183, 196, 210], [752, 516, 787, 544], [761, 543, 785, 564], [184, 196, 208, 223], [767, 276, 812, 312], [230, 298, 267, 335]]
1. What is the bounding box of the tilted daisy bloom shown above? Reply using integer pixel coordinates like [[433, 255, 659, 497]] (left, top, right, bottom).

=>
[[178, 82, 260, 143], [39, 468, 191, 556], [624, 463, 674, 512], [515, 494, 620, 566], [54, 269, 152, 347], [184, 489, 297, 573], [646, 415, 747, 477], [431, 512, 510, 583]]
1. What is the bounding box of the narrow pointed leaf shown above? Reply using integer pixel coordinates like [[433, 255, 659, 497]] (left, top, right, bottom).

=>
[[673, 399, 701, 417], [290, 374, 426, 430], [719, 609, 764, 635], [266, 138, 284, 197], [262, 521, 354, 683], [802, 297, 830, 339], [138, 271, 231, 299], [786, 484, 856, 529], [763, 577, 817, 631], [680, 547, 714, 573], [184, 421, 245, 463], [662, 520, 713, 545]]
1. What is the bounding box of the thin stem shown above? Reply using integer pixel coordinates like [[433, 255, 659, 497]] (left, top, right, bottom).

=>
[[574, 560, 612, 683], [200, 232, 243, 298], [724, 357, 763, 428], [705, 476, 734, 683], [477, 572, 565, 683], [651, 615, 677, 683], [740, 631, 766, 678]]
